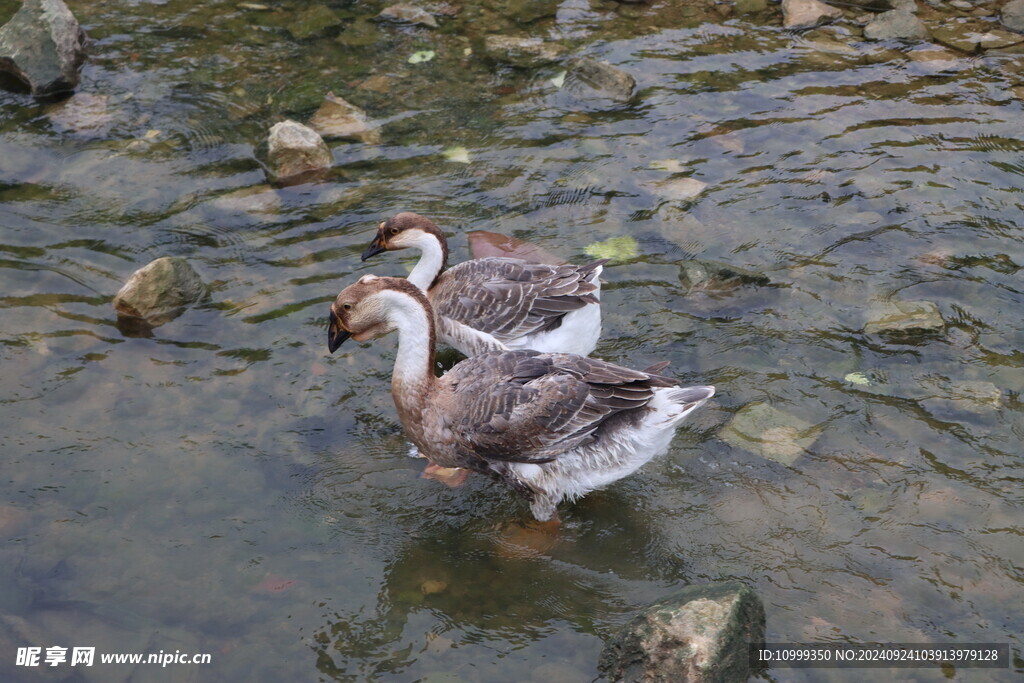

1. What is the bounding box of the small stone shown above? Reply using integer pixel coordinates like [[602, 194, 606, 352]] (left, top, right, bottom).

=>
[[1005, 0, 1024, 33], [0, 0, 87, 98], [653, 177, 709, 201], [566, 57, 636, 103], [286, 6, 342, 40], [720, 402, 821, 465], [267, 120, 333, 184], [113, 257, 207, 326], [484, 35, 568, 68], [949, 0, 974, 8], [599, 582, 766, 683], [408, 50, 435, 63], [890, 0, 918, 12], [377, 3, 439, 28], [863, 10, 931, 41], [781, 0, 843, 29], [845, 372, 872, 385], [308, 92, 381, 144], [336, 19, 383, 47], [863, 299, 944, 335], [733, 0, 768, 14], [357, 74, 392, 92]]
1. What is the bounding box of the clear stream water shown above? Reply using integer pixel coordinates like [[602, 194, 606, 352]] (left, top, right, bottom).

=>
[[1, 0, 1022, 680]]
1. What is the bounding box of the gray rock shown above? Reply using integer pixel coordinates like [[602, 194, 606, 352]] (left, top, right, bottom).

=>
[[949, 0, 974, 9], [890, 0, 918, 13], [599, 582, 766, 683], [863, 299, 944, 334], [733, 0, 768, 14], [863, 10, 931, 40], [308, 92, 381, 144], [286, 5, 343, 40], [267, 120, 333, 184], [679, 259, 770, 294], [113, 257, 207, 326], [376, 3, 438, 28], [1005, 0, 1024, 33], [720, 402, 821, 466], [0, 0, 86, 98], [781, 0, 843, 28], [484, 35, 567, 68], [566, 57, 636, 103]]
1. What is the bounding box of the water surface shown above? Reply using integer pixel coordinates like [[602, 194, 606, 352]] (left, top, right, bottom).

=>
[[1, 0, 1022, 680]]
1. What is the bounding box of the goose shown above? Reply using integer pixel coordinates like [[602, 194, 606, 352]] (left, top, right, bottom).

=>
[[327, 275, 715, 521], [360, 212, 605, 357]]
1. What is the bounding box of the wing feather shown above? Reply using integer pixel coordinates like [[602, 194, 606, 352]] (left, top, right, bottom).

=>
[[432, 258, 606, 343], [442, 350, 673, 465]]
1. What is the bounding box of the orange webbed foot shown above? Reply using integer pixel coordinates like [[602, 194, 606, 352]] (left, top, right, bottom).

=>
[[421, 463, 470, 488]]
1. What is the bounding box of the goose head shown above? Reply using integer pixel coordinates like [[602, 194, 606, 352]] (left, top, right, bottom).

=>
[[361, 212, 448, 262], [327, 275, 433, 353]]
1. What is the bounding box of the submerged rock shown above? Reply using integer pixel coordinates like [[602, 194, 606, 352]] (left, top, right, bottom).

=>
[[863, 11, 931, 41], [308, 92, 381, 144], [0, 0, 86, 98], [566, 57, 636, 103], [679, 259, 770, 294], [863, 299, 944, 335], [113, 257, 207, 328], [267, 120, 333, 184], [652, 177, 709, 202], [720, 402, 821, 466], [1005, 0, 1024, 33], [781, 0, 842, 28], [599, 581, 766, 683], [484, 35, 567, 68], [286, 5, 343, 40], [377, 3, 439, 27], [933, 23, 1024, 52]]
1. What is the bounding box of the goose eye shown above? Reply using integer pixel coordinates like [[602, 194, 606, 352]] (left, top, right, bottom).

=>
[[342, 303, 352, 311], [389, 227, 398, 235]]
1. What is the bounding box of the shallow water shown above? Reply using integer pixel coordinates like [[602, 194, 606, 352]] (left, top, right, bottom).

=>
[[1, 0, 1022, 680]]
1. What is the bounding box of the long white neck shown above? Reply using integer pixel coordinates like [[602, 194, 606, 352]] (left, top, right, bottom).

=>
[[379, 289, 435, 389], [405, 231, 446, 291]]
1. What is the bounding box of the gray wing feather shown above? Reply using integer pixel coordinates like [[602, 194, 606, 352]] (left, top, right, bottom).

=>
[[443, 350, 673, 465], [433, 258, 605, 342]]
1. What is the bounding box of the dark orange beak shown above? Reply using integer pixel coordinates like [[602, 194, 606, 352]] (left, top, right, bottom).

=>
[[361, 232, 387, 261], [327, 308, 350, 353]]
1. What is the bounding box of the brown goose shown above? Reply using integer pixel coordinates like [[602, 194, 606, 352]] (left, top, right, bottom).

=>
[[361, 212, 605, 357], [328, 275, 715, 521]]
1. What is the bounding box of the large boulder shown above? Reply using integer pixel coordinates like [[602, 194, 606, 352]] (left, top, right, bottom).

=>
[[113, 257, 207, 328], [781, 0, 842, 29], [266, 120, 333, 185], [863, 11, 931, 41], [0, 0, 86, 98], [599, 582, 766, 683]]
